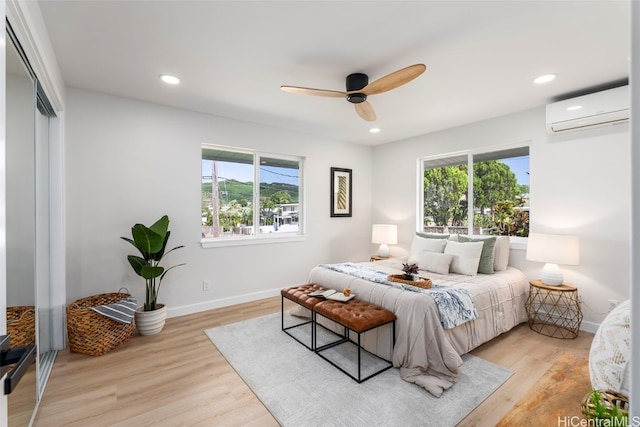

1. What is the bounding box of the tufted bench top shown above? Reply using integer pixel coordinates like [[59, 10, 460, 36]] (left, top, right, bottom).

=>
[[314, 299, 396, 333], [281, 284, 328, 310]]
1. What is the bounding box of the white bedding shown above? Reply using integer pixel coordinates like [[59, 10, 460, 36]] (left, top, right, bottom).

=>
[[307, 258, 528, 396]]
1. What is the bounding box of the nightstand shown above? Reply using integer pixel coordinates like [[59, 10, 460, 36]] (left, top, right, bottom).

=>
[[370, 255, 393, 262], [525, 280, 583, 339]]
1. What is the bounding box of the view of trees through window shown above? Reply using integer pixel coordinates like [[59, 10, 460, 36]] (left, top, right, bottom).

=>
[[422, 147, 529, 236], [202, 147, 301, 239]]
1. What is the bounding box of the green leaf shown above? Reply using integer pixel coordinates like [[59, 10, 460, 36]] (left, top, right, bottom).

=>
[[127, 256, 146, 277], [149, 215, 169, 238], [132, 224, 164, 255], [141, 265, 164, 280]]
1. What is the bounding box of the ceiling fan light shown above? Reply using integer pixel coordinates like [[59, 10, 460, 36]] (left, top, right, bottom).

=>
[[347, 93, 367, 104]]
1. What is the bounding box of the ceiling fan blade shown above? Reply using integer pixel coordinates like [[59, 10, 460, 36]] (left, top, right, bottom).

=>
[[280, 85, 346, 98], [361, 64, 426, 96], [355, 101, 376, 121]]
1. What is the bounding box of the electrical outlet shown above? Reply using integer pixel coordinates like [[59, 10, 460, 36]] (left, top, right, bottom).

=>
[[202, 280, 211, 291], [608, 299, 619, 313]]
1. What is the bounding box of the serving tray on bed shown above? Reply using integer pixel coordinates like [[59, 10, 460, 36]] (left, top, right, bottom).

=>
[[388, 274, 433, 289]]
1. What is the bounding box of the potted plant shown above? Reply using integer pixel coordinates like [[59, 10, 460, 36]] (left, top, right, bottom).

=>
[[121, 215, 185, 335], [402, 263, 419, 281]]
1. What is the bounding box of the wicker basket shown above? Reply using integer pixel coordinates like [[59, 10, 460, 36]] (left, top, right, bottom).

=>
[[67, 292, 134, 356], [388, 274, 433, 289], [7, 306, 36, 348], [581, 389, 629, 420]]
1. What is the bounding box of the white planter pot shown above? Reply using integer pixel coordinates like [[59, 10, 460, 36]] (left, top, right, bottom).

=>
[[135, 304, 167, 336]]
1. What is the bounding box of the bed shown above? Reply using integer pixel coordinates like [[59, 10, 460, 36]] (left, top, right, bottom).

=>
[[305, 235, 529, 397]]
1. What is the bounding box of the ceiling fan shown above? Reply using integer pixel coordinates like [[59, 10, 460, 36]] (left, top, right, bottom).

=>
[[280, 64, 426, 122]]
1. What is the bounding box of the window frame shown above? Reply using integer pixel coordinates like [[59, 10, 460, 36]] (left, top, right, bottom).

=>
[[201, 144, 305, 248], [417, 142, 530, 246]]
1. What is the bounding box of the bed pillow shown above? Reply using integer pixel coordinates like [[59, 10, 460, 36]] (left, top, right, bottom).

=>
[[416, 232, 450, 240], [458, 235, 496, 274], [408, 236, 448, 264], [493, 236, 510, 271], [443, 241, 483, 275], [418, 251, 454, 275]]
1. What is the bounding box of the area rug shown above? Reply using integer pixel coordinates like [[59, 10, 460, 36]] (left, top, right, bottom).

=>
[[496, 352, 591, 426], [205, 312, 513, 427]]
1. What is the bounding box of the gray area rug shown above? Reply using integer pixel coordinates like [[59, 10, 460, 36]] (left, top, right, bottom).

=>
[[205, 312, 512, 427]]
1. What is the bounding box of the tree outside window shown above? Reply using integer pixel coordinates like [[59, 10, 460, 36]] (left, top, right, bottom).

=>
[[421, 146, 529, 236]]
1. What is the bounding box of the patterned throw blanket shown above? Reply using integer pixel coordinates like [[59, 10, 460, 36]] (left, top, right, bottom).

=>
[[319, 263, 478, 329]]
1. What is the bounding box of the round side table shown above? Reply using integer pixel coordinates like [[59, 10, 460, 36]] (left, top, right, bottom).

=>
[[525, 280, 583, 339]]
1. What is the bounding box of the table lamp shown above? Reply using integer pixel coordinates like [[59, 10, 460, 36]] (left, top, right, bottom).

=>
[[526, 232, 579, 286], [371, 224, 397, 258]]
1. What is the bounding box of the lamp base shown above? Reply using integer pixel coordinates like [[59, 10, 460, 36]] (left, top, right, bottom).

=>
[[377, 244, 390, 258], [540, 263, 563, 286]]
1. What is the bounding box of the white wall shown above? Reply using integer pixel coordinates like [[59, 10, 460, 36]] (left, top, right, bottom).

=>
[[65, 88, 372, 315], [372, 107, 630, 330]]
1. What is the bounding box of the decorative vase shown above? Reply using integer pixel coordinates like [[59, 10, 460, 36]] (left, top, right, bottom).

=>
[[134, 304, 167, 336]]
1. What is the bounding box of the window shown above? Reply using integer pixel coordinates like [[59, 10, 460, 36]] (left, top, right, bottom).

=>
[[420, 146, 529, 236], [201, 146, 303, 243]]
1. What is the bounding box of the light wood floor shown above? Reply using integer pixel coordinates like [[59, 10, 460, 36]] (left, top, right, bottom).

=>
[[33, 297, 593, 427]]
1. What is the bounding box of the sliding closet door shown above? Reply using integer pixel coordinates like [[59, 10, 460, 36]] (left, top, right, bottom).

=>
[[35, 97, 53, 398], [6, 25, 38, 425]]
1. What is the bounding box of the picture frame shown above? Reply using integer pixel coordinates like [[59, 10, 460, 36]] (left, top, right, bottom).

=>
[[330, 167, 352, 217]]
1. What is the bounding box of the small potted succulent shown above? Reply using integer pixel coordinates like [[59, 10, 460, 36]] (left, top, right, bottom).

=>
[[402, 262, 419, 281]]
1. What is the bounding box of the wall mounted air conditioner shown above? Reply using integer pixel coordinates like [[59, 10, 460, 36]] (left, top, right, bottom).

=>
[[545, 85, 629, 134]]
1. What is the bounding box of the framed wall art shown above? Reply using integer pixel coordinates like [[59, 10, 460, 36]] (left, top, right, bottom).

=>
[[330, 167, 352, 217]]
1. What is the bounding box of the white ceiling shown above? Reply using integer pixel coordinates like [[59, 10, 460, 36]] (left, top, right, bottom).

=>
[[37, 1, 630, 146]]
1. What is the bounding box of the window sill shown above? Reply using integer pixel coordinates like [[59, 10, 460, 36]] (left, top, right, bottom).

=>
[[200, 234, 306, 248]]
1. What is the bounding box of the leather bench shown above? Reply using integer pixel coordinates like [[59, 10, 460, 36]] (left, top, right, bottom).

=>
[[281, 283, 328, 350], [313, 298, 396, 383]]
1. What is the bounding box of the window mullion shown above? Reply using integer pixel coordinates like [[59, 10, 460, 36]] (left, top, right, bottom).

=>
[[467, 154, 474, 235], [254, 153, 260, 235]]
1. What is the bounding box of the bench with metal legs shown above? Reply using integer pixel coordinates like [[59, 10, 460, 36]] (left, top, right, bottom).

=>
[[313, 299, 396, 383]]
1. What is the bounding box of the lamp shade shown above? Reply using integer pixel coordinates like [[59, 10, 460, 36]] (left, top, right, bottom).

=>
[[371, 224, 398, 245], [526, 233, 579, 285], [526, 233, 579, 265], [371, 224, 397, 258]]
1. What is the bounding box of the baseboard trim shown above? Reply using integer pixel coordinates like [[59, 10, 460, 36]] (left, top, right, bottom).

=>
[[580, 320, 599, 334], [167, 288, 282, 318]]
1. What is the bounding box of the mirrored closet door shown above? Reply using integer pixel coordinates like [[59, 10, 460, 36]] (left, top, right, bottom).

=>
[[6, 22, 56, 425]]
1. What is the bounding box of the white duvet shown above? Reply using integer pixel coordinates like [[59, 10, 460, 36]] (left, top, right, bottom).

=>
[[307, 258, 528, 397]]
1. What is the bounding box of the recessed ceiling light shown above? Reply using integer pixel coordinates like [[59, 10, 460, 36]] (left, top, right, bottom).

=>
[[534, 74, 557, 84], [567, 105, 582, 111], [369, 128, 380, 134], [159, 74, 180, 85]]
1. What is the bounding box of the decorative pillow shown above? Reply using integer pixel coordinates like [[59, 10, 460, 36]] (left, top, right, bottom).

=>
[[458, 235, 496, 274], [493, 236, 510, 271], [448, 234, 459, 242], [416, 232, 450, 240], [589, 299, 630, 397], [408, 236, 448, 264], [418, 251, 454, 275], [443, 241, 483, 275]]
